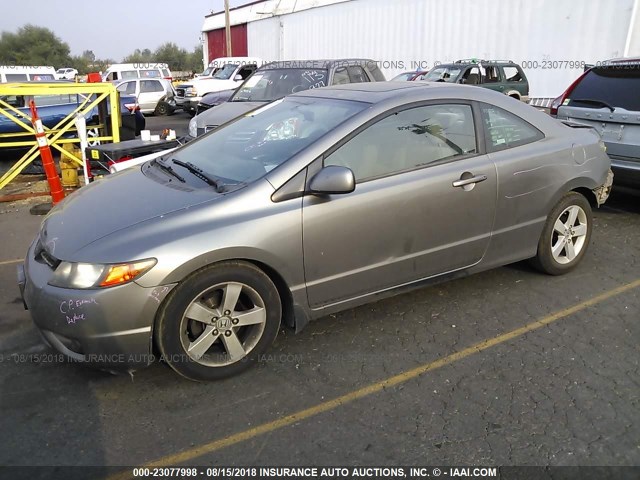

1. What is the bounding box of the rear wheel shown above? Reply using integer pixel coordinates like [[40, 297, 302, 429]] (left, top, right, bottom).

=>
[[530, 192, 592, 275], [154, 101, 172, 116], [156, 261, 281, 381]]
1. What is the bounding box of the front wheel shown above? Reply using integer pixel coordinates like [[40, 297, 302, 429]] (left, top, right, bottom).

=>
[[530, 192, 592, 275], [156, 261, 282, 381]]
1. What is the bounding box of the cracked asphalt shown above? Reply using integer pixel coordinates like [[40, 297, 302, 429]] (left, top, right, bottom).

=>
[[0, 166, 638, 471]]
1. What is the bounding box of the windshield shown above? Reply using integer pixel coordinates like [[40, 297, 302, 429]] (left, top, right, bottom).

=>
[[391, 72, 415, 81], [232, 69, 328, 102], [212, 64, 239, 80], [166, 96, 366, 186], [567, 66, 640, 111], [423, 67, 463, 82]]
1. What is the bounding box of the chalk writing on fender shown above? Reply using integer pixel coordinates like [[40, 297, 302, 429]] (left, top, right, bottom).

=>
[[66, 313, 86, 325], [59, 298, 99, 315]]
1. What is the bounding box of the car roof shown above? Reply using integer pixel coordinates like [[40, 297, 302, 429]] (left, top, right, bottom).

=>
[[259, 59, 377, 70], [291, 81, 474, 103]]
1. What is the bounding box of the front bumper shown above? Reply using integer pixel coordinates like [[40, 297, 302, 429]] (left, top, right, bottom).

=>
[[18, 240, 175, 370], [176, 97, 201, 114]]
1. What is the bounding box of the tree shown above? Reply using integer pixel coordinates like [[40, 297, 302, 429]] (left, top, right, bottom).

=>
[[153, 42, 189, 70], [187, 45, 205, 73], [81, 50, 96, 63], [0, 24, 71, 67]]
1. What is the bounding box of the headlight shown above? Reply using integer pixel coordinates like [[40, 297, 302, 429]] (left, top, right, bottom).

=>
[[49, 259, 156, 289], [188, 117, 198, 137], [185, 87, 197, 97]]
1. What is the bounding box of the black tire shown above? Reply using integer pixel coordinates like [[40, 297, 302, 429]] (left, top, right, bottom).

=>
[[156, 261, 281, 381], [154, 101, 171, 116], [530, 192, 593, 275]]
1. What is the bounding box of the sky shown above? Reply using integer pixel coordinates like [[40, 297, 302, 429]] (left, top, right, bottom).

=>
[[1, 0, 248, 61]]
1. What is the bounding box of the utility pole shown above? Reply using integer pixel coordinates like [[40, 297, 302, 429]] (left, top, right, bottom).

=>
[[224, 0, 232, 57]]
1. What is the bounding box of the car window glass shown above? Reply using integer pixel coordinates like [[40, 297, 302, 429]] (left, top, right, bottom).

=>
[[0, 95, 25, 107], [106, 72, 118, 81], [461, 67, 481, 85], [117, 81, 137, 95], [140, 69, 161, 78], [237, 66, 255, 79], [424, 66, 462, 83], [161, 69, 170, 77], [332, 67, 350, 85], [170, 97, 366, 186], [141, 80, 163, 93], [484, 66, 501, 83], [121, 70, 138, 79], [347, 66, 369, 83], [566, 66, 640, 111], [232, 69, 328, 102], [5, 73, 28, 82], [32, 94, 77, 106], [480, 103, 543, 151], [503, 67, 523, 82], [366, 63, 386, 81], [325, 104, 477, 182]]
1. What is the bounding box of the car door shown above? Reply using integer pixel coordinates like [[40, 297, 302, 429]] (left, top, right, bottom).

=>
[[302, 102, 497, 308], [139, 80, 164, 112]]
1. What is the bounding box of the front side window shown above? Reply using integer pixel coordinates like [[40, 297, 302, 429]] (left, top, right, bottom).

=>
[[332, 67, 350, 85], [347, 66, 369, 83], [117, 81, 136, 95], [164, 97, 367, 186], [325, 104, 477, 182], [480, 103, 543, 151]]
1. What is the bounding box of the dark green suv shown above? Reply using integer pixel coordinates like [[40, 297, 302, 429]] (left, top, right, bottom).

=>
[[420, 59, 529, 102]]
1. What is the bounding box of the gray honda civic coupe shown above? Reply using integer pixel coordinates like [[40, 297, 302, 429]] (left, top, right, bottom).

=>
[[18, 82, 613, 381]]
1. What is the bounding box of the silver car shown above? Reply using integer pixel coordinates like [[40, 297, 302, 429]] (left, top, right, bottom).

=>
[[18, 82, 613, 381], [115, 77, 176, 116]]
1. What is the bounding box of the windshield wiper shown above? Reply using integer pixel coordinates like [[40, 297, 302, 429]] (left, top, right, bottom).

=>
[[571, 98, 615, 112], [171, 159, 223, 191], [153, 158, 185, 182]]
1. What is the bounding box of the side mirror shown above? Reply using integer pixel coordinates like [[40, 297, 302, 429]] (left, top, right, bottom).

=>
[[234, 74, 243, 81], [309, 166, 355, 195]]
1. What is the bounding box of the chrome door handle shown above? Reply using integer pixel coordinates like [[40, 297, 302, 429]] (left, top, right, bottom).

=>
[[452, 174, 488, 188]]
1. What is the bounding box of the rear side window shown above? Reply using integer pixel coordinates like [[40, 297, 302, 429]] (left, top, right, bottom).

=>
[[567, 66, 640, 111], [503, 66, 524, 82], [161, 68, 170, 77], [347, 66, 369, 83], [121, 70, 138, 79], [140, 69, 161, 78], [480, 103, 543, 151], [141, 80, 164, 93]]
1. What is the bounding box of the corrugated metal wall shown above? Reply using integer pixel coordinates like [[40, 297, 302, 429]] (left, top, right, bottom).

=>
[[247, 0, 635, 99]]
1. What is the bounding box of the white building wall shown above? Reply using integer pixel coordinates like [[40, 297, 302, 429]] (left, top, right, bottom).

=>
[[246, 0, 636, 99]]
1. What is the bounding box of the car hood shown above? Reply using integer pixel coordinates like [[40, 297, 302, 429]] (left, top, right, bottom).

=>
[[195, 101, 265, 129], [39, 165, 219, 260]]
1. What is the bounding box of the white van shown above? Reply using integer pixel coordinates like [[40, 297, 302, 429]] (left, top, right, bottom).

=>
[[102, 63, 172, 82], [0, 65, 57, 83]]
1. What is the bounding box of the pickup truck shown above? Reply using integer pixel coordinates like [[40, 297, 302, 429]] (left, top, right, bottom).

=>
[[175, 57, 262, 116]]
